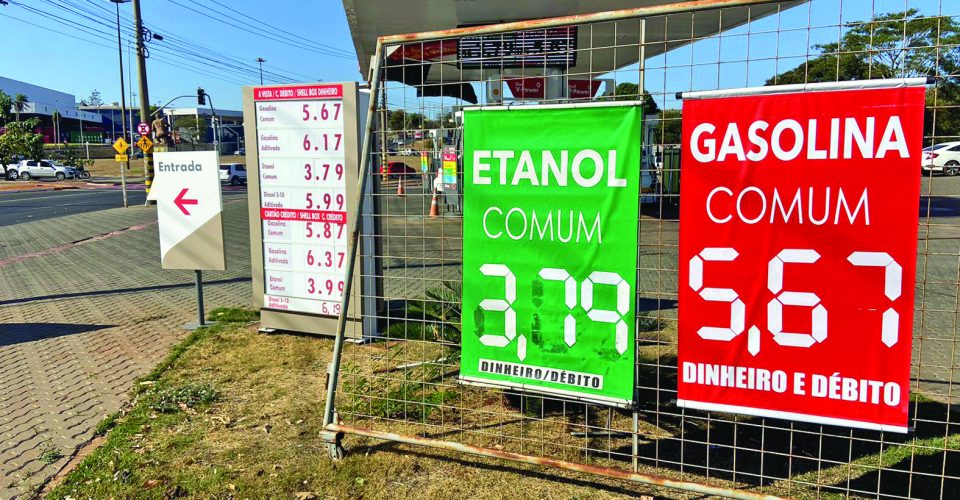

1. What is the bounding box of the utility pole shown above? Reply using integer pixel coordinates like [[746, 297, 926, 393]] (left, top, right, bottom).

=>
[[256, 57, 266, 85], [132, 0, 154, 205]]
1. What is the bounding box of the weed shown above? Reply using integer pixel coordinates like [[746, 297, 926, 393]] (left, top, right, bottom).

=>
[[146, 383, 219, 413], [39, 444, 63, 464]]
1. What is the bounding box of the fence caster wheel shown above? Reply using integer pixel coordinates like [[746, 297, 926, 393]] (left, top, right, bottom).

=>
[[328, 442, 346, 460]]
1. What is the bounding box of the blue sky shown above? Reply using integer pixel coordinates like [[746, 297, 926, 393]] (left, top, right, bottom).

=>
[[1, 0, 956, 113], [0, 0, 361, 110]]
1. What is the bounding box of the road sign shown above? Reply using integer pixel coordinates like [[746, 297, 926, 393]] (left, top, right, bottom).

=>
[[460, 103, 642, 407], [136, 135, 154, 153], [113, 137, 129, 154], [146, 151, 225, 270], [137, 122, 151, 135], [676, 82, 926, 433], [115, 154, 128, 162]]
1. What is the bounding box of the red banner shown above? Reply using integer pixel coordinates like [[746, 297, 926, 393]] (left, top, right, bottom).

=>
[[260, 208, 346, 224], [677, 85, 926, 432], [254, 84, 342, 101], [505, 78, 603, 99]]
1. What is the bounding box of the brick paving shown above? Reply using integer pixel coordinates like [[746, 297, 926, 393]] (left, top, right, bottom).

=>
[[0, 194, 251, 498]]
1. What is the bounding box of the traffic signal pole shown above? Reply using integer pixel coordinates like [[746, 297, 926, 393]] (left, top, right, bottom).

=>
[[131, 0, 154, 205]]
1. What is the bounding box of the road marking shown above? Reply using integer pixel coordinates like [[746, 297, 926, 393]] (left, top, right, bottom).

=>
[[0, 190, 112, 204]]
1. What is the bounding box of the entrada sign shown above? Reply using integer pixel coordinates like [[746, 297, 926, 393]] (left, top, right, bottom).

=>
[[147, 151, 226, 270], [460, 103, 641, 407], [677, 81, 926, 432]]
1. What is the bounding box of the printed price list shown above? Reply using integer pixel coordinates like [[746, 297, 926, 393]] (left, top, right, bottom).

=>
[[255, 88, 347, 316]]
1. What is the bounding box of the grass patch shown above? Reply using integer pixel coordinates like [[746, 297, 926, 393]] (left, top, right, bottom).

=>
[[207, 306, 259, 323], [48, 323, 673, 499]]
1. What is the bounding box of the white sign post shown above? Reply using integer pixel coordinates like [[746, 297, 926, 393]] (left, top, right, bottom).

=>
[[147, 150, 226, 327]]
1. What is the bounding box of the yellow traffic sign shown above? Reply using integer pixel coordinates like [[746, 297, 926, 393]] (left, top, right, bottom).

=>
[[113, 137, 130, 154], [115, 154, 129, 162], [136, 135, 154, 153]]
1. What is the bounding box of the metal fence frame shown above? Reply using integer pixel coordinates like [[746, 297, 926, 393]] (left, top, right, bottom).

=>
[[319, 0, 960, 497]]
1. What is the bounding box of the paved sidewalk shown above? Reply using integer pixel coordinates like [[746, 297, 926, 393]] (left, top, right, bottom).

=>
[[0, 195, 252, 497]]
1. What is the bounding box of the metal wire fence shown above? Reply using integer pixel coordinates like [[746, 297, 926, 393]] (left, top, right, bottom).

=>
[[327, 0, 960, 497]]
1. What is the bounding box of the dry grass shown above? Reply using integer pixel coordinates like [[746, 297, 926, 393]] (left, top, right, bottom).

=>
[[47, 309, 958, 499], [47, 318, 683, 499]]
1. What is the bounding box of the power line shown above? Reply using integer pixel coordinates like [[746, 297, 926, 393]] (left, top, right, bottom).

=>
[[22, 0, 292, 84], [58, 0, 324, 83], [200, 0, 354, 56], [2, 7, 250, 88], [165, 0, 355, 60]]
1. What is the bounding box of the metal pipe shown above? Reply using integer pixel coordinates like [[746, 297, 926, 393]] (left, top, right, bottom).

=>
[[378, 0, 782, 44], [326, 423, 785, 500], [195, 270, 205, 327], [322, 40, 384, 428]]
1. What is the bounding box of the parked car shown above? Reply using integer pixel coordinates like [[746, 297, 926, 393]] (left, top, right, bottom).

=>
[[234, 147, 246, 156], [13, 159, 78, 181], [3, 155, 25, 179], [380, 161, 417, 179], [921, 142, 960, 176], [399, 148, 417, 156], [219, 163, 247, 186]]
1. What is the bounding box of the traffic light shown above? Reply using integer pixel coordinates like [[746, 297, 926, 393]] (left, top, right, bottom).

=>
[[197, 87, 206, 106]]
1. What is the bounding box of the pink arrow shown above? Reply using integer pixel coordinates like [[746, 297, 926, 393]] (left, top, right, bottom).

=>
[[174, 188, 199, 215]]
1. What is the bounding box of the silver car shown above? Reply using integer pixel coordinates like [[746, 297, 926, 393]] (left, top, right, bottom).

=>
[[15, 160, 77, 181]]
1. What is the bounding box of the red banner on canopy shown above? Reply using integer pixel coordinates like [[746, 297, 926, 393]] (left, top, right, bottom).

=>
[[505, 78, 603, 99], [677, 84, 926, 433]]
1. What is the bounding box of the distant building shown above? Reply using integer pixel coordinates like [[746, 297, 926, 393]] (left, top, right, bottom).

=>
[[0, 76, 103, 143], [77, 105, 144, 143]]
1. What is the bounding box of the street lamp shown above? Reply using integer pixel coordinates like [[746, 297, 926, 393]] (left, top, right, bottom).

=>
[[109, 0, 132, 208], [256, 57, 266, 85]]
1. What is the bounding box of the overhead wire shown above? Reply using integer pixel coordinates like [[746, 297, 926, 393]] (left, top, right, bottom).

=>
[[165, 0, 356, 60], [199, 0, 355, 56], [36, 0, 319, 84], [2, 5, 251, 87], [26, 0, 290, 84]]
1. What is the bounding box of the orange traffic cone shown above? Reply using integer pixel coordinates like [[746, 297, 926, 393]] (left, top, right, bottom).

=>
[[429, 191, 440, 218], [397, 176, 406, 197]]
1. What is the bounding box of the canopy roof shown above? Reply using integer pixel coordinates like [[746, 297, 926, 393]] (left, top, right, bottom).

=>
[[342, 0, 802, 83]]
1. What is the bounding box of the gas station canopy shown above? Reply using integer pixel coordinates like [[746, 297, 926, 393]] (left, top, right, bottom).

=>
[[342, 0, 802, 88]]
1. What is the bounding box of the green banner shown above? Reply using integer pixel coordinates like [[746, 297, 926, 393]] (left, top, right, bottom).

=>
[[461, 104, 641, 406]]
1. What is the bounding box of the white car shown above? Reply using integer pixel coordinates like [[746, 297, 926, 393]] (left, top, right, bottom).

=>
[[921, 142, 960, 176], [219, 163, 247, 186], [13, 159, 78, 181]]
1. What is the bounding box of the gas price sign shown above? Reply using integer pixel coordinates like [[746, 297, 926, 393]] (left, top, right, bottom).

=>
[[677, 82, 926, 432], [461, 104, 641, 407], [253, 84, 348, 316]]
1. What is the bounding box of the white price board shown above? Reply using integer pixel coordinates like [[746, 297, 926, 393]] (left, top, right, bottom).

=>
[[253, 84, 350, 317]]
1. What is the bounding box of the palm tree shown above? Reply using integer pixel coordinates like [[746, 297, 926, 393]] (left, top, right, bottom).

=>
[[13, 93, 28, 122]]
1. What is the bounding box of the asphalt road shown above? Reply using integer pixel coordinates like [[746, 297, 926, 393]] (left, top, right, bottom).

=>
[[0, 188, 149, 226]]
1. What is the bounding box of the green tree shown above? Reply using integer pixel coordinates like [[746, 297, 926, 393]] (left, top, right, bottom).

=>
[[174, 115, 207, 143], [13, 93, 28, 122], [0, 118, 44, 166], [610, 82, 661, 116], [80, 89, 103, 107], [767, 9, 960, 138], [0, 90, 11, 126], [50, 146, 93, 170]]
